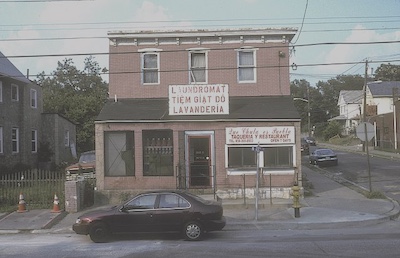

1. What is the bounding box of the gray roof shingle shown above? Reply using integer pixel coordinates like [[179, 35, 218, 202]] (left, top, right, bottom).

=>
[[368, 81, 400, 97], [0, 51, 31, 84], [96, 96, 300, 122]]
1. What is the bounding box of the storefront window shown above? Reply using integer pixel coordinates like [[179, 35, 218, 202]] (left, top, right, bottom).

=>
[[104, 131, 135, 176], [263, 146, 293, 168], [143, 130, 173, 176], [228, 147, 256, 167]]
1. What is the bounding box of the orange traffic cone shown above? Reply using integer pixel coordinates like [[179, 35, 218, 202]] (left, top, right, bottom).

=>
[[51, 193, 61, 213], [17, 192, 27, 213]]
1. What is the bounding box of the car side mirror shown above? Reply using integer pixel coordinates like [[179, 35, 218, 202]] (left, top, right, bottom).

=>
[[119, 205, 128, 213]]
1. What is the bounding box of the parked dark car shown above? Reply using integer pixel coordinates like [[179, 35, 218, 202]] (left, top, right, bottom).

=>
[[301, 138, 310, 155], [304, 136, 316, 146], [73, 190, 226, 243], [309, 148, 338, 166]]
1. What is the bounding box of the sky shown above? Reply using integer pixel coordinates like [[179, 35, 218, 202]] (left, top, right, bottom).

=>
[[1, 0, 400, 86]]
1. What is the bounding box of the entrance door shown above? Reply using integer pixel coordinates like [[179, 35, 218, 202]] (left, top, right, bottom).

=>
[[188, 136, 210, 187]]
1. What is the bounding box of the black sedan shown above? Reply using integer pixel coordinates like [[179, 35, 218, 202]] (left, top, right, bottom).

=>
[[73, 190, 226, 243], [309, 148, 338, 166]]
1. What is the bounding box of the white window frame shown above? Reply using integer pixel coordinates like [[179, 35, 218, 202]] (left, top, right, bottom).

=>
[[30, 89, 37, 108], [140, 49, 162, 85], [31, 130, 37, 153], [64, 130, 70, 147], [11, 84, 19, 101], [225, 144, 295, 175], [188, 49, 208, 84], [0, 127, 3, 154], [0, 81, 3, 103], [237, 48, 257, 83], [12, 128, 19, 153]]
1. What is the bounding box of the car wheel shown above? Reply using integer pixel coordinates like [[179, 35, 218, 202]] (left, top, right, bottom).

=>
[[89, 222, 109, 243], [183, 221, 203, 241]]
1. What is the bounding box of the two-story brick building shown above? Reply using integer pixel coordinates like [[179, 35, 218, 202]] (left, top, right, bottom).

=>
[[95, 28, 301, 202], [0, 51, 76, 170]]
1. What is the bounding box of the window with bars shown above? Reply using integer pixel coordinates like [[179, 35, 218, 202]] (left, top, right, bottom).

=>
[[143, 130, 173, 176]]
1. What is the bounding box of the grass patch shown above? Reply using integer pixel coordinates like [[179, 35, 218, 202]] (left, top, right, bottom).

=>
[[365, 191, 387, 199], [327, 135, 361, 146]]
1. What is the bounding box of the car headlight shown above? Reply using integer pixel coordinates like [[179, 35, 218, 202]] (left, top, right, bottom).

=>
[[75, 218, 81, 224]]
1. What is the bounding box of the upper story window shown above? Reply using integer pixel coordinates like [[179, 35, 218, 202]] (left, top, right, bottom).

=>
[[140, 48, 161, 85], [11, 84, 19, 101], [30, 89, 37, 108], [189, 49, 208, 84], [237, 48, 257, 83], [64, 130, 70, 147], [12, 127, 19, 153], [0, 81, 3, 103]]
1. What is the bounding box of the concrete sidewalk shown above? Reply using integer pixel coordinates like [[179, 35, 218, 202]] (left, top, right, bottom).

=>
[[0, 164, 399, 234]]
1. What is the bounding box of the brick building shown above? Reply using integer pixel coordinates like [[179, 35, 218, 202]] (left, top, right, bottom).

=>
[[95, 28, 301, 202]]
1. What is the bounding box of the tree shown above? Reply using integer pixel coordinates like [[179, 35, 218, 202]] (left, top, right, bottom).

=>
[[37, 57, 108, 153], [374, 63, 400, 81], [291, 75, 364, 137]]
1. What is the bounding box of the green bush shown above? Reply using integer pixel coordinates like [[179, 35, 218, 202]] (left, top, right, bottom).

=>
[[365, 191, 386, 199], [322, 121, 342, 140]]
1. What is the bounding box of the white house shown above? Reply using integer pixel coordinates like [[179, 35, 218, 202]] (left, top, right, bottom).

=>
[[330, 90, 363, 135], [366, 81, 400, 115]]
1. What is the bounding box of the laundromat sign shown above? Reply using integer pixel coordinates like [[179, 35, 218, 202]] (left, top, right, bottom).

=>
[[226, 126, 295, 144], [169, 84, 229, 115]]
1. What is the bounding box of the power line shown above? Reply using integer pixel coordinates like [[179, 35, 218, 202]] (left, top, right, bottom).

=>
[[2, 27, 399, 43], [2, 39, 399, 59], [292, 0, 308, 44]]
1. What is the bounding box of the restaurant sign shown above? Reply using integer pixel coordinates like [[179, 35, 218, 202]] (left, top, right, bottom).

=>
[[226, 127, 295, 144], [169, 84, 229, 115]]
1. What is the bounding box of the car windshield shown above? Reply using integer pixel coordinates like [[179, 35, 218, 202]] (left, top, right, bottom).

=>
[[317, 149, 334, 155], [79, 152, 95, 163]]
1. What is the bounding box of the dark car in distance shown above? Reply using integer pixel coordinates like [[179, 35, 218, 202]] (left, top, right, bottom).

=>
[[301, 138, 310, 155], [309, 148, 338, 166], [73, 190, 226, 243], [304, 136, 316, 146]]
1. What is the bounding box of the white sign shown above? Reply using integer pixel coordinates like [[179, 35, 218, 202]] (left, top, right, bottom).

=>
[[169, 84, 229, 115], [356, 122, 375, 141], [226, 127, 295, 144]]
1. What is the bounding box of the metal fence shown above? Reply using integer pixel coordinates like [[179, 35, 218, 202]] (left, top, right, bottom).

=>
[[0, 169, 65, 210]]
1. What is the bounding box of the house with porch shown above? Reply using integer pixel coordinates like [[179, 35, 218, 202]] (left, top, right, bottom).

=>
[[329, 90, 363, 135], [95, 28, 301, 203]]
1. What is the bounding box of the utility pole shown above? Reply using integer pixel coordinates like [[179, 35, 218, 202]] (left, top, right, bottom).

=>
[[307, 86, 311, 137], [393, 88, 398, 150], [363, 59, 372, 192]]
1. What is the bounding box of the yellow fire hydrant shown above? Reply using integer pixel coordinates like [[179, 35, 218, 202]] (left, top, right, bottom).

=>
[[291, 183, 301, 218]]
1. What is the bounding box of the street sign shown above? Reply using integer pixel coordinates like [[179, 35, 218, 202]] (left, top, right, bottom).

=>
[[356, 122, 375, 141]]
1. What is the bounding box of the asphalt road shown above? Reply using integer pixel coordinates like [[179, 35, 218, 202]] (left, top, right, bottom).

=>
[[303, 145, 400, 203], [1, 221, 400, 257]]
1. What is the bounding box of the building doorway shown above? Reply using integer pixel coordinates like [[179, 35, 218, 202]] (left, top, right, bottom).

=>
[[185, 132, 214, 188]]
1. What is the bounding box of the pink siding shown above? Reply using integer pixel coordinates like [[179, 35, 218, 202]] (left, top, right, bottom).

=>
[[109, 43, 291, 99]]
